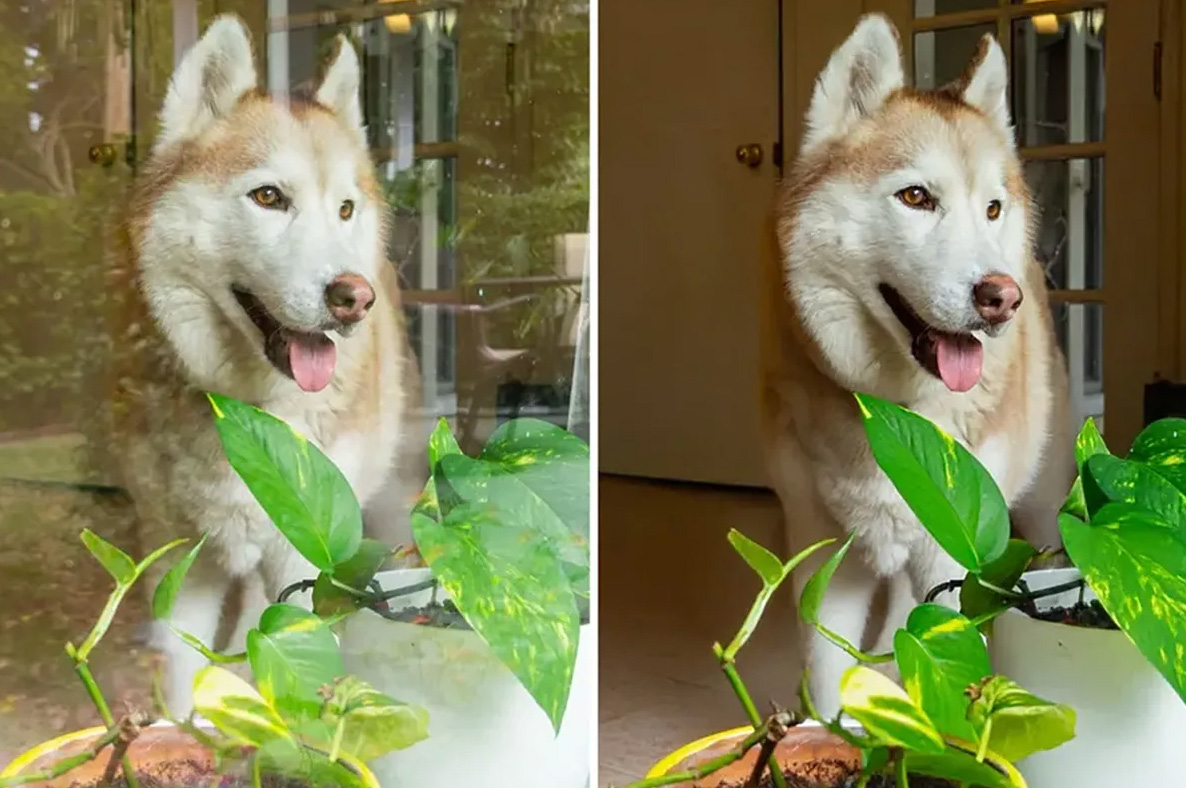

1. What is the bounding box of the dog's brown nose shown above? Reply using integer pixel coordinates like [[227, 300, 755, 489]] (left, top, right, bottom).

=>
[[973, 274, 1023, 325], [325, 274, 375, 324]]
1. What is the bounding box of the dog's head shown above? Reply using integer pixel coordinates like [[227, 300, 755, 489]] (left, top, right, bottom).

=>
[[135, 15, 385, 394], [779, 14, 1033, 397]]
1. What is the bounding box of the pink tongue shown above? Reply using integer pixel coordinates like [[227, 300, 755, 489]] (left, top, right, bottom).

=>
[[935, 334, 984, 393], [288, 334, 337, 392]]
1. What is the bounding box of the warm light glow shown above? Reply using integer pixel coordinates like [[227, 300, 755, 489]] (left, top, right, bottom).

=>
[[1031, 14, 1059, 35], [379, 0, 413, 34]]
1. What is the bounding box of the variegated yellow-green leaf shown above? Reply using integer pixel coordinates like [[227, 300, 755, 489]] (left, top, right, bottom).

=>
[[247, 604, 344, 722], [1061, 505, 1186, 703], [313, 538, 393, 617], [854, 393, 1008, 572], [208, 393, 362, 572], [315, 675, 429, 762], [893, 604, 991, 741], [968, 675, 1076, 763], [412, 504, 580, 734], [1082, 453, 1186, 530], [254, 738, 367, 788], [839, 666, 946, 754], [904, 746, 1020, 788], [192, 665, 294, 748], [1129, 417, 1186, 495], [1061, 417, 1110, 519], [436, 452, 588, 598], [479, 417, 590, 543]]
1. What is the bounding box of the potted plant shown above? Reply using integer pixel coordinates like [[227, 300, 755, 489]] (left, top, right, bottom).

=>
[[335, 416, 593, 788], [898, 412, 1186, 788], [1, 394, 590, 788], [611, 392, 1080, 788]]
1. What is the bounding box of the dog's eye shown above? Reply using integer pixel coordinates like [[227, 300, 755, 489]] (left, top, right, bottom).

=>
[[987, 199, 1002, 221], [895, 186, 936, 211], [248, 185, 286, 210], [339, 200, 355, 221]]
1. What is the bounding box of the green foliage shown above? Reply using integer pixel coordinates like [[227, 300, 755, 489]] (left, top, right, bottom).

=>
[[967, 676, 1076, 763], [854, 393, 1008, 572], [412, 417, 590, 733]]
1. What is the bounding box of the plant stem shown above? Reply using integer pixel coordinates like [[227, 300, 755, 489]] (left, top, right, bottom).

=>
[[896, 752, 910, 788], [815, 624, 894, 664], [975, 719, 993, 763], [0, 725, 123, 788], [712, 643, 789, 788], [329, 718, 346, 763], [252, 755, 263, 788], [615, 726, 771, 788], [67, 646, 140, 788]]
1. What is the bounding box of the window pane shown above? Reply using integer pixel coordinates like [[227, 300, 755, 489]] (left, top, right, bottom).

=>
[[1011, 11, 1106, 146], [272, 3, 591, 451], [914, 24, 996, 90], [1050, 301, 1104, 432], [1025, 157, 1103, 290]]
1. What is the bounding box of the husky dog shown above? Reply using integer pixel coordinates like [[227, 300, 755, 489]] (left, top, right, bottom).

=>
[[107, 15, 423, 715], [762, 15, 1075, 715]]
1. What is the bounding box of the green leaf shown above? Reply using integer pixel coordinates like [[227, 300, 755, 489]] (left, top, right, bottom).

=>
[[208, 393, 362, 572], [893, 605, 991, 741], [799, 534, 855, 626], [1075, 417, 1110, 465], [247, 604, 345, 722], [153, 533, 208, 620], [1129, 417, 1186, 495], [968, 675, 1076, 763], [479, 417, 591, 543], [854, 393, 1009, 572], [80, 529, 135, 585], [427, 417, 463, 467], [959, 539, 1038, 630], [1082, 453, 1186, 532], [312, 539, 392, 617], [724, 537, 836, 660], [437, 452, 588, 596], [192, 665, 295, 748], [317, 676, 430, 762], [412, 504, 580, 734], [728, 529, 783, 585], [1061, 505, 1186, 704], [838, 666, 946, 754], [903, 746, 1020, 788]]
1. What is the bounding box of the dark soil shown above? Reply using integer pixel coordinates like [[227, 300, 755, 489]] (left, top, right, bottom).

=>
[[381, 598, 593, 628], [383, 599, 472, 629], [719, 758, 960, 788], [63, 761, 309, 788], [1032, 599, 1119, 630]]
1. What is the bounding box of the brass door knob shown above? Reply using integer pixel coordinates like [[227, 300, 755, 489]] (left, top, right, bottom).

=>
[[88, 144, 117, 167], [735, 143, 763, 168]]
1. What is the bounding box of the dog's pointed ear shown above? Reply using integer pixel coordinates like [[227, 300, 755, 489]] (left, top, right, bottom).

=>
[[959, 35, 1011, 136], [316, 36, 364, 135], [802, 14, 904, 155], [157, 15, 257, 151]]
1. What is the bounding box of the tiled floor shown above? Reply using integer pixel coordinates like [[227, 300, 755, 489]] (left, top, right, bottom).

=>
[[598, 475, 802, 787]]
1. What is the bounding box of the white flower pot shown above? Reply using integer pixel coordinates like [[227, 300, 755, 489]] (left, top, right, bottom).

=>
[[338, 568, 592, 788], [987, 567, 1186, 787]]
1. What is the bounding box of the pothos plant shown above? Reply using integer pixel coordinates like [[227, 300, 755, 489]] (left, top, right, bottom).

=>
[[619, 392, 1082, 788], [0, 394, 588, 788], [897, 399, 1186, 707]]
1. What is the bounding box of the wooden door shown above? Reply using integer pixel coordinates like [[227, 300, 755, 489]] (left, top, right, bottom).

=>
[[600, 0, 781, 487]]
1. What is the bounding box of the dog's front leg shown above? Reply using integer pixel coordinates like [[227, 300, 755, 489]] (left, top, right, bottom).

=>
[[153, 556, 233, 718], [792, 547, 881, 718]]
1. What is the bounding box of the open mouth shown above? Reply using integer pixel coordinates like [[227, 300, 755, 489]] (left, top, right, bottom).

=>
[[878, 284, 983, 393], [232, 287, 338, 393]]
